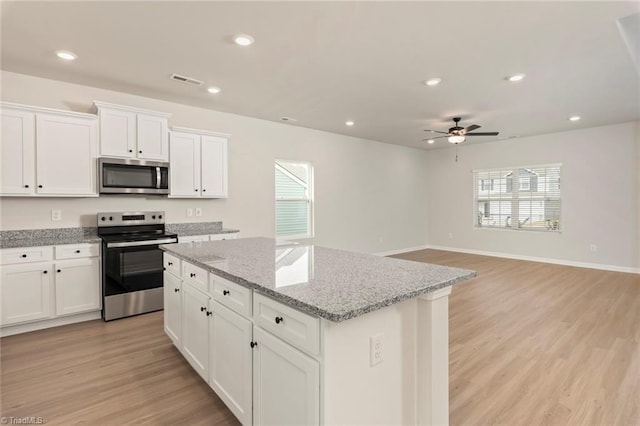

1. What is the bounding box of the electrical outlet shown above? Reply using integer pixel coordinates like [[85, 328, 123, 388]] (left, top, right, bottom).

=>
[[51, 209, 61, 221], [590, 244, 597, 253], [186, 208, 193, 217], [195, 207, 202, 217], [370, 333, 384, 367]]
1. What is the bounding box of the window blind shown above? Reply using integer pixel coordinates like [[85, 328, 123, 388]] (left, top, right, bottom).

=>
[[474, 165, 561, 231], [275, 161, 313, 238]]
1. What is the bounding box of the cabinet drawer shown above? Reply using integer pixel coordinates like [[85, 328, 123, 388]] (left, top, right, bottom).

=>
[[0, 246, 53, 265], [210, 273, 252, 317], [253, 293, 320, 356], [182, 262, 208, 293], [163, 253, 181, 277], [55, 243, 99, 260]]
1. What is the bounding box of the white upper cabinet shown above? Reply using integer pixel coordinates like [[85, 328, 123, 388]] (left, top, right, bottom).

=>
[[36, 113, 97, 195], [0, 107, 35, 195], [1, 102, 97, 197], [170, 127, 229, 199], [92, 101, 171, 161]]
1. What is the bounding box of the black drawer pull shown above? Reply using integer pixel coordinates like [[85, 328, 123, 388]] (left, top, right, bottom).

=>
[[275, 316, 284, 324], [57, 269, 61, 273], [223, 290, 230, 296], [24, 185, 29, 188], [168, 262, 173, 266], [206, 311, 212, 316], [38, 185, 43, 188], [250, 341, 258, 348], [21, 254, 27, 258], [190, 273, 196, 278], [75, 250, 81, 254], [174, 288, 180, 292], [43, 270, 48, 274], [200, 306, 206, 312]]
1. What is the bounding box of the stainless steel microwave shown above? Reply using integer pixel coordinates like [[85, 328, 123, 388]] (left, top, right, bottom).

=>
[[99, 158, 169, 195]]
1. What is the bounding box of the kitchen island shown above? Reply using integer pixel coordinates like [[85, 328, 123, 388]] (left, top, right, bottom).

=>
[[161, 237, 475, 425]]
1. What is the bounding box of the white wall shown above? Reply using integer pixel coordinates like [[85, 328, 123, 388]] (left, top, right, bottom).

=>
[[426, 121, 640, 270], [0, 71, 430, 254]]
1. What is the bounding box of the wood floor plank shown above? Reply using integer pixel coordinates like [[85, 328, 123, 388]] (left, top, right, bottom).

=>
[[1, 249, 638, 425]]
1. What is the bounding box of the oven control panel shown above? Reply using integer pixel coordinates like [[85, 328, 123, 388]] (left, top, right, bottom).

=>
[[97, 211, 166, 226]]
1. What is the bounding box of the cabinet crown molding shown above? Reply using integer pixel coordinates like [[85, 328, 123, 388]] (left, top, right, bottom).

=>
[[91, 101, 172, 118], [171, 126, 231, 138], [1, 102, 97, 120]]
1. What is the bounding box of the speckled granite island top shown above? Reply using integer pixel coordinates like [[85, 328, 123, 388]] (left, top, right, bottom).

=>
[[161, 237, 476, 322]]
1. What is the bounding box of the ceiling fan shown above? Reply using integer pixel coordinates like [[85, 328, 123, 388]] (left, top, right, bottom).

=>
[[423, 117, 499, 144]]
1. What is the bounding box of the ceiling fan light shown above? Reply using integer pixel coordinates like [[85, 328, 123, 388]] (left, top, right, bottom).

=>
[[448, 135, 466, 144]]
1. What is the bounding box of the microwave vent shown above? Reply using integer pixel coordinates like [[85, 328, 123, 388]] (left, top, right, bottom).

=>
[[170, 74, 203, 86]]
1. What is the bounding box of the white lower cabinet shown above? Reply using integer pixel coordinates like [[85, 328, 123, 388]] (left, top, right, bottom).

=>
[[54, 257, 100, 316], [0, 263, 52, 326], [163, 272, 182, 347], [181, 282, 210, 381], [253, 326, 320, 426], [209, 301, 253, 425]]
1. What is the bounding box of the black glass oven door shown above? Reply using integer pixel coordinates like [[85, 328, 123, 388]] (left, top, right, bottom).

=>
[[104, 245, 163, 295]]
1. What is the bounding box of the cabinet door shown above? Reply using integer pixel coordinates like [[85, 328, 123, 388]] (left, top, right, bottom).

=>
[[1, 108, 35, 195], [35, 113, 97, 195], [253, 327, 320, 426], [201, 135, 228, 198], [169, 132, 201, 197], [98, 108, 136, 158], [137, 114, 168, 161], [181, 282, 210, 381], [54, 258, 100, 316], [1, 263, 52, 326], [164, 272, 182, 347], [209, 301, 253, 425]]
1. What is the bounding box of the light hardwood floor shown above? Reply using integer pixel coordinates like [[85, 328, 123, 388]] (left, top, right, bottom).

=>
[[1, 249, 638, 425]]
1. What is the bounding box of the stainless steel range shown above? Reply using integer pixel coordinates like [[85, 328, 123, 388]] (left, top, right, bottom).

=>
[[98, 211, 178, 321]]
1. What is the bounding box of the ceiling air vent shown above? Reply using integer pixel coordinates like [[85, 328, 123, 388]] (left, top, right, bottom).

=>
[[170, 74, 203, 86]]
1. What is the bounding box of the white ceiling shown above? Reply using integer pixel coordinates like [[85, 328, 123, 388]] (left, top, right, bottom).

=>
[[1, 1, 639, 150]]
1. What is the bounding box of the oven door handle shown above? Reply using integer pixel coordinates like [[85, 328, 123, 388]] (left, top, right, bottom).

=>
[[106, 238, 178, 248]]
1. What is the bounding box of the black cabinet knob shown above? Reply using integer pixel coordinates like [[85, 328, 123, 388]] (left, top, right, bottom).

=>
[[202, 189, 206, 192], [139, 150, 142, 154], [24, 185, 29, 188], [206, 311, 212, 316], [275, 316, 284, 324], [168, 262, 173, 266], [190, 273, 196, 278], [75, 250, 81, 254], [129, 149, 133, 153], [159, 215, 163, 219], [163, 267, 166, 271], [152, 215, 156, 219], [101, 217, 106, 221], [250, 341, 258, 348], [194, 189, 199, 192], [21, 254, 27, 258], [174, 288, 180, 293], [109, 216, 113, 221], [38, 185, 43, 188], [200, 306, 206, 312], [223, 290, 230, 296], [57, 269, 61, 273], [43, 270, 48, 274]]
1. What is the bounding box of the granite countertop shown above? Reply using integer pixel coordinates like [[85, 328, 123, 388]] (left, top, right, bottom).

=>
[[161, 237, 476, 322], [0, 228, 101, 249], [166, 222, 240, 237]]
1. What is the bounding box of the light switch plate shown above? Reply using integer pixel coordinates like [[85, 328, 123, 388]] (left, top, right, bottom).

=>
[[195, 208, 202, 217], [51, 209, 62, 221]]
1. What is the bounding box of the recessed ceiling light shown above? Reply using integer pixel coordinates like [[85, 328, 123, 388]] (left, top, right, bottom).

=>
[[427, 139, 435, 144], [55, 50, 77, 61], [207, 86, 221, 94], [425, 78, 442, 86], [233, 34, 254, 46], [506, 73, 526, 82], [345, 120, 355, 126], [569, 115, 581, 121]]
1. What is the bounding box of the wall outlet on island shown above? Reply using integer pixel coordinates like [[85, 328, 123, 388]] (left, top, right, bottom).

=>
[[186, 208, 193, 217], [370, 333, 384, 367], [51, 209, 61, 221], [195, 208, 202, 217]]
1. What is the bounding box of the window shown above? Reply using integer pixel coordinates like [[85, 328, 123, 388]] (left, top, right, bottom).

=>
[[275, 160, 313, 238], [474, 164, 561, 231]]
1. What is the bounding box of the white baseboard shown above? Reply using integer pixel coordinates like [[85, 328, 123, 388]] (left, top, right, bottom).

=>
[[424, 245, 640, 274], [374, 244, 639, 274], [374, 244, 430, 257], [0, 310, 101, 338]]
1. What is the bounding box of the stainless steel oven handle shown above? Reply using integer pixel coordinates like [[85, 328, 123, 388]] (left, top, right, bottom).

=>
[[156, 167, 162, 189], [106, 238, 178, 248]]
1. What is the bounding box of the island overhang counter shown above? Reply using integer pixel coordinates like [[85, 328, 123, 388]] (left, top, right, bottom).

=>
[[161, 237, 476, 425]]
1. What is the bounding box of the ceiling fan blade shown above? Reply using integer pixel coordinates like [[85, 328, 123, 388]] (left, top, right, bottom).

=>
[[421, 135, 448, 141], [463, 124, 481, 133], [424, 129, 449, 134], [466, 132, 499, 136]]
